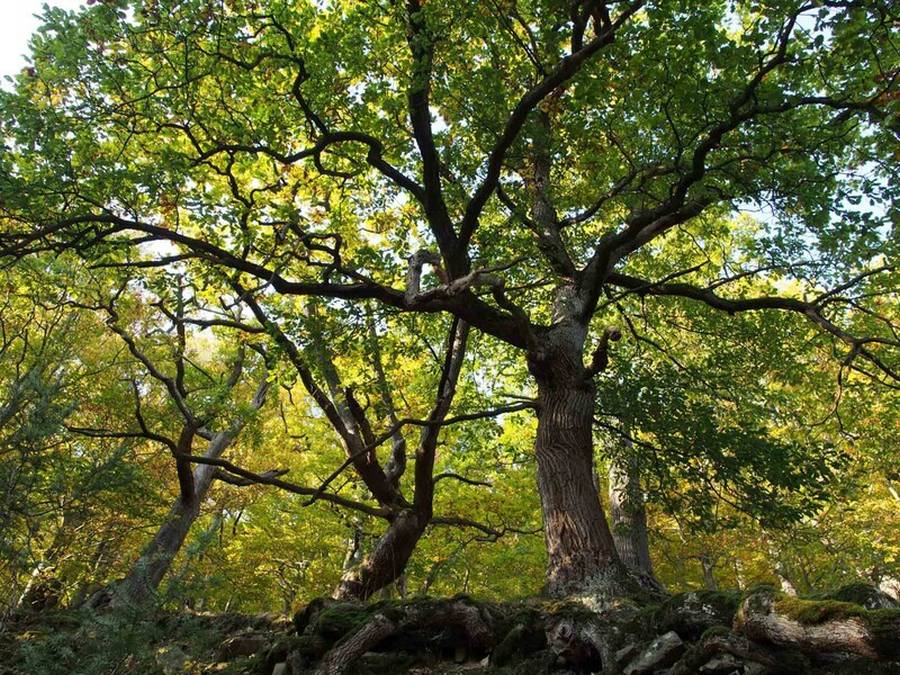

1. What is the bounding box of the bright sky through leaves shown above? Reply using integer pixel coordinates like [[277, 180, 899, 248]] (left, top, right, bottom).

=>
[[0, 0, 83, 86]]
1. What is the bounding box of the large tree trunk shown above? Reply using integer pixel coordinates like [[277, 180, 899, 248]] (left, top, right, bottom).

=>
[[114, 430, 236, 606], [608, 450, 663, 591], [528, 324, 629, 598], [333, 510, 426, 601]]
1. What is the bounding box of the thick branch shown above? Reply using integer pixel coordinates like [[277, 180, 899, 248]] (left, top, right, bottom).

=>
[[178, 453, 390, 519], [607, 271, 900, 382], [458, 1, 643, 250]]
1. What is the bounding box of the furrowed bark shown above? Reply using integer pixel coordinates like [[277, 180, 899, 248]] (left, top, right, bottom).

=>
[[528, 315, 629, 597]]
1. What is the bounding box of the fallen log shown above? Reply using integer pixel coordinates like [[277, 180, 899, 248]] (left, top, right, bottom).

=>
[[734, 588, 900, 661]]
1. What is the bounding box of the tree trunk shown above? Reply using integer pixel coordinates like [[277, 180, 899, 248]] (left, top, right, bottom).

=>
[[771, 555, 798, 596], [608, 448, 662, 591], [700, 553, 718, 591], [528, 324, 628, 598], [114, 430, 235, 606], [332, 320, 468, 602], [16, 508, 82, 610], [332, 509, 426, 601], [340, 524, 363, 573]]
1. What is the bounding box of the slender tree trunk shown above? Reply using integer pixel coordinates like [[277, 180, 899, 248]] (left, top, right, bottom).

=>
[[608, 449, 663, 591], [332, 320, 468, 602], [114, 430, 238, 606], [341, 524, 363, 573], [700, 553, 718, 591], [113, 375, 267, 607], [528, 324, 629, 598], [16, 509, 80, 610], [766, 543, 798, 596]]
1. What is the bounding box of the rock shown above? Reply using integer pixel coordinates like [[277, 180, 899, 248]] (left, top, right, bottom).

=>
[[352, 651, 418, 674], [492, 622, 546, 666], [305, 601, 369, 641], [655, 591, 741, 641], [615, 642, 639, 664], [624, 631, 685, 675], [822, 658, 900, 674], [155, 645, 188, 675], [272, 663, 288, 675], [547, 616, 601, 671], [217, 632, 268, 660], [698, 653, 742, 674], [293, 597, 332, 634], [823, 583, 900, 610]]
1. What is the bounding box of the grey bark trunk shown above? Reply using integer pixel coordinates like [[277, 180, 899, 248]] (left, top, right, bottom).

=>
[[341, 525, 363, 572], [608, 450, 663, 591], [114, 433, 228, 606], [528, 322, 629, 598], [114, 377, 268, 607], [766, 544, 798, 596], [16, 509, 79, 610], [700, 553, 718, 591]]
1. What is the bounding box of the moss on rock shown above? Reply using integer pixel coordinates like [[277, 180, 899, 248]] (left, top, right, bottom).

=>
[[810, 583, 900, 610], [774, 596, 866, 624], [654, 590, 741, 640], [307, 602, 375, 641]]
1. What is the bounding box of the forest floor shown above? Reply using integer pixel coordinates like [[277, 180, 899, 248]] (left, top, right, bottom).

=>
[[1, 584, 899, 674]]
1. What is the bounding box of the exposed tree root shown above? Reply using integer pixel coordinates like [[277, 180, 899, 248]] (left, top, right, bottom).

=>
[[288, 584, 900, 674]]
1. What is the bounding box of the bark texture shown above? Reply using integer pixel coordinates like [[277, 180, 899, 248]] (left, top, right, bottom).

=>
[[314, 613, 398, 675], [332, 510, 425, 601], [309, 597, 494, 675], [528, 321, 627, 597]]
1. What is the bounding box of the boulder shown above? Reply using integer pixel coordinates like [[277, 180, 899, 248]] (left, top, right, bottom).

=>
[[614, 641, 639, 665], [155, 645, 188, 675], [624, 631, 685, 675], [217, 632, 268, 660], [655, 591, 741, 641], [820, 583, 900, 610], [698, 653, 743, 674]]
